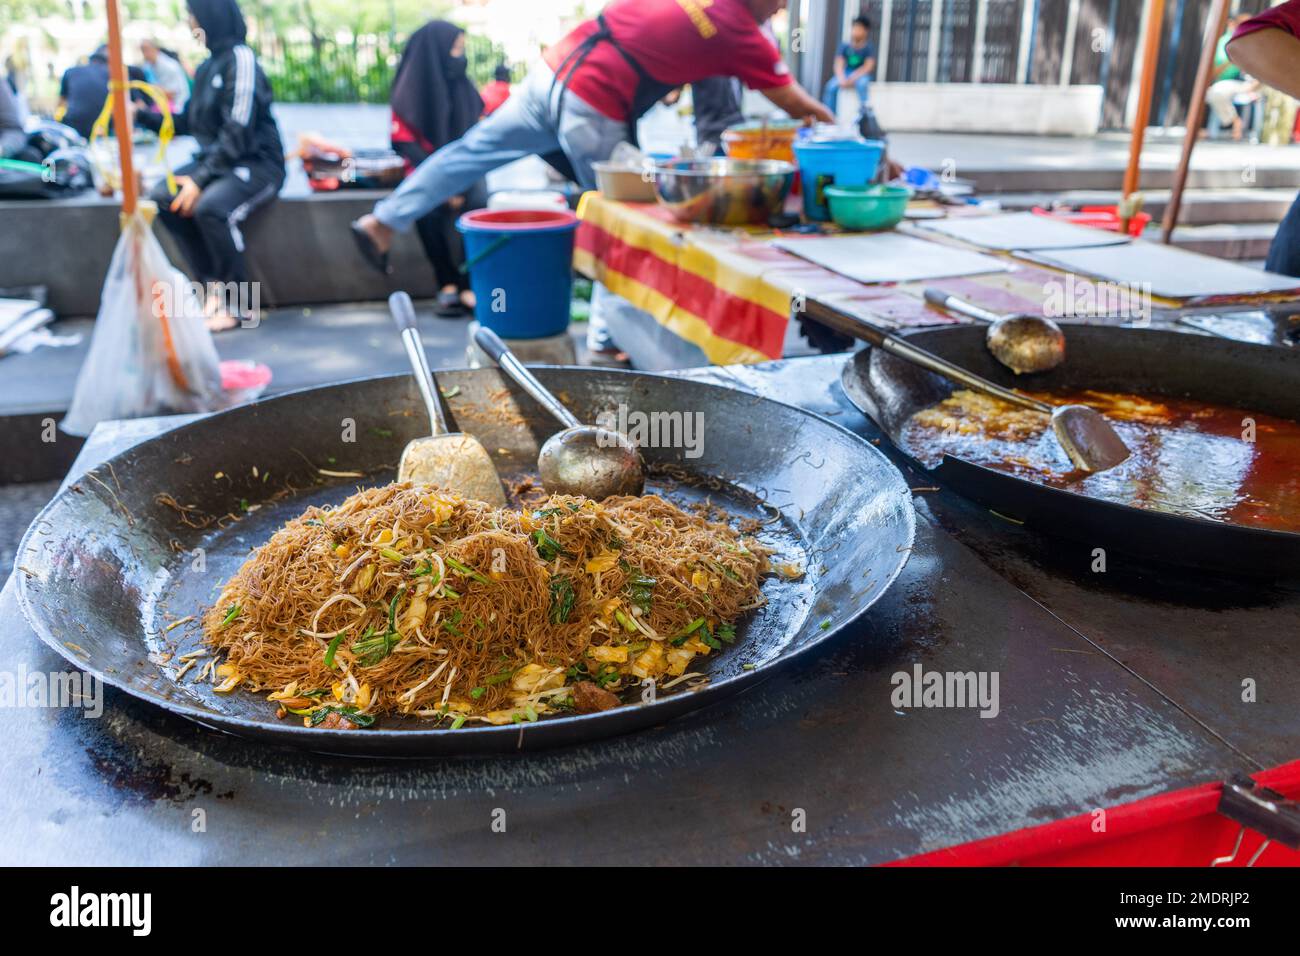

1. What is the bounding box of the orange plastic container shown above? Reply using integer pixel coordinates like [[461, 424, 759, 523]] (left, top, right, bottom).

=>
[[721, 121, 801, 163]]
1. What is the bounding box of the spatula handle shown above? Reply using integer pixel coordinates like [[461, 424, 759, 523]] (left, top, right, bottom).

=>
[[389, 291, 453, 436], [474, 326, 582, 429], [923, 288, 1003, 324], [803, 298, 1052, 414]]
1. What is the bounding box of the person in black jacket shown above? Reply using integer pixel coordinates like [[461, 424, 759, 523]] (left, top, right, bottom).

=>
[[140, 0, 285, 331]]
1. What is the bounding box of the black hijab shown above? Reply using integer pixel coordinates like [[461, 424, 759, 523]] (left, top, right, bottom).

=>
[[390, 20, 483, 153], [187, 0, 247, 53]]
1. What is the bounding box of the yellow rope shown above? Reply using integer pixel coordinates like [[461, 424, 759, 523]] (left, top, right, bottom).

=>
[[89, 80, 177, 196]]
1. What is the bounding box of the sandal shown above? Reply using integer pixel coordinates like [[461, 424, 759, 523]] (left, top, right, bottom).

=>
[[433, 289, 468, 317], [349, 220, 391, 275]]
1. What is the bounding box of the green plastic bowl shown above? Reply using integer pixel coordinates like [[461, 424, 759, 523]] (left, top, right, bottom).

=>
[[824, 184, 911, 231]]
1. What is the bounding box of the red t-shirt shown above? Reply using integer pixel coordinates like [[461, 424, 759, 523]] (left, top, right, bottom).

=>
[[1234, 0, 1300, 39], [543, 0, 792, 121], [481, 80, 512, 116]]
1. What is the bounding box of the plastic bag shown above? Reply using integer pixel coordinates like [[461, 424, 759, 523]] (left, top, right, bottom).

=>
[[62, 207, 225, 436]]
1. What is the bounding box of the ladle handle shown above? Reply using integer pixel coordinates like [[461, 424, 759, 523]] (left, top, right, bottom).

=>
[[389, 291, 452, 437], [474, 326, 582, 429], [923, 288, 1003, 325], [803, 299, 1052, 415]]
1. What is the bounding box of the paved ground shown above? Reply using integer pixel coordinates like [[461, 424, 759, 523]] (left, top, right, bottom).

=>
[[3, 299, 599, 418], [0, 480, 59, 581]]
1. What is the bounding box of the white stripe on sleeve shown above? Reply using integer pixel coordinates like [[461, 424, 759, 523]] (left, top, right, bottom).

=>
[[231, 45, 255, 125]]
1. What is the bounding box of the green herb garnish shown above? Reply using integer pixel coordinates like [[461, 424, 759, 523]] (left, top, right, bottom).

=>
[[622, 564, 655, 614], [323, 630, 346, 669], [309, 705, 375, 728], [549, 576, 576, 624], [532, 528, 567, 561], [670, 617, 707, 646], [445, 556, 492, 586], [218, 604, 241, 628]]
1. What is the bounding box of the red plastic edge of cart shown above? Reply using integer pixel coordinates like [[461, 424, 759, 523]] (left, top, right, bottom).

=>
[[890, 760, 1300, 867]]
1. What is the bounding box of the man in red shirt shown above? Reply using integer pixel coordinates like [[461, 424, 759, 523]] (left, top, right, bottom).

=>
[[350, 0, 831, 276], [1228, 1, 1300, 276]]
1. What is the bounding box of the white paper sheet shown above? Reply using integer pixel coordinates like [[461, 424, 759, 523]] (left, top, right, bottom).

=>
[[916, 212, 1132, 251], [1020, 242, 1300, 299], [772, 233, 1011, 284]]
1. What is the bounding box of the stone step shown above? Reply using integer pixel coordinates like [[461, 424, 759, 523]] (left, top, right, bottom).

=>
[[1147, 221, 1280, 260], [962, 165, 1300, 194], [994, 188, 1297, 225]]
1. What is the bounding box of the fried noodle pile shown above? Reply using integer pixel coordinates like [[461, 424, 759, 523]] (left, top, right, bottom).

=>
[[202, 483, 769, 729]]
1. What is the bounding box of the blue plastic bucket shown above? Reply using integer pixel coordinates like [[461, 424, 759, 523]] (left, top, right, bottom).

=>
[[456, 208, 579, 338], [793, 138, 886, 221]]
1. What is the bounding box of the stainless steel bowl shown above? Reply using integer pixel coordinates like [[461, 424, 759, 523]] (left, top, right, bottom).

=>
[[652, 157, 795, 225]]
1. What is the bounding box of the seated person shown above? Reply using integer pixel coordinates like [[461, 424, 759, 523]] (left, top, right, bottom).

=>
[[822, 16, 876, 117], [140, 38, 191, 112], [137, 0, 285, 331], [1206, 13, 1259, 140]]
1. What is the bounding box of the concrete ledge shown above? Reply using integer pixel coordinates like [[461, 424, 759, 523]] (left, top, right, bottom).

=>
[[873, 83, 1104, 137], [0, 190, 439, 318]]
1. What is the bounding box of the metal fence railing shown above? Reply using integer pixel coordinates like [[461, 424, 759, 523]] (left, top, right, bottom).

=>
[[253, 32, 517, 104]]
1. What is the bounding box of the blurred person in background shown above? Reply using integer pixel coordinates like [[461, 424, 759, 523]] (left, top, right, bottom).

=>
[[137, 0, 285, 331], [480, 63, 513, 117], [349, 0, 830, 354], [821, 16, 876, 118], [58, 47, 112, 139], [58, 46, 148, 139], [1228, 0, 1300, 276], [390, 19, 487, 317], [691, 76, 744, 153], [0, 80, 26, 158], [140, 38, 191, 112]]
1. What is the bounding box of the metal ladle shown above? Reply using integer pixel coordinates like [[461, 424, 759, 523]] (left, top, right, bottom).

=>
[[473, 327, 645, 499], [924, 288, 1066, 374], [807, 298, 1131, 474]]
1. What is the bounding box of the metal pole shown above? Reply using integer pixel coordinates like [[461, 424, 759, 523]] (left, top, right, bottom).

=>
[[972, 0, 988, 84], [1123, 0, 1167, 200], [879, 0, 894, 82], [1161, 0, 1231, 242], [1060, 0, 1081, 86], [927, 0, 943, 83], [104, 0, 136, 214], [1018, 0, 1038, 84], [1155, 0, 1188, 128], [904, 0, 917, 81]]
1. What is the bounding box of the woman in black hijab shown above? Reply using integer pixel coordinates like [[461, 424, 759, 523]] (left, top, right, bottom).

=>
[[139, 0, 285, 331], [387, 20, 485, 317]]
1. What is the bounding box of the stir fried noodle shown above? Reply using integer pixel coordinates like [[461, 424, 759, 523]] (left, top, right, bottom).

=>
[[203, 483, 769, 728]]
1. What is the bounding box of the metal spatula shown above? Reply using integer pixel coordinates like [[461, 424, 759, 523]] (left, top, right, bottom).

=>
[[806, 298, 1131, 473], [389, 292, 507, 506]]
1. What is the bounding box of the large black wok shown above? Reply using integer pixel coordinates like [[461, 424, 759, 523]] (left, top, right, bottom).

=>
[[16, 367, 914, 757], [839, 323, 1300, 576]]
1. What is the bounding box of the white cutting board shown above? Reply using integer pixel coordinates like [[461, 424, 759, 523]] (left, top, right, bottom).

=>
[[1021, 242, 1300, 299], [916, 212, 1131, 251], [772, 233, 1010, 284]]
